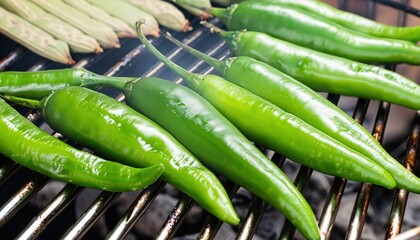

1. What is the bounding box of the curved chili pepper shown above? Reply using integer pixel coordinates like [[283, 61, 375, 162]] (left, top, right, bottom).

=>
[[0, 69, 320, 233], [33, 86, 238, 225], [123, 76, 318, 235], [164, 32, 420, 193], [203, 24, 420, 111], [164, 32, 420, 189], [236, 0, 420, 42], [0, 98, 164, 192], [0, 68, 133, 100], [278, 0, 420, 42], [211, 1, 420, 64], [136, 21, 400, 240]]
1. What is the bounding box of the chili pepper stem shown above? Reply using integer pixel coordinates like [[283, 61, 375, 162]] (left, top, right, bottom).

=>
[[200, 21, 224, 34], [82, 72, 134, 90], [137, 21, 323, 239], [135, 21, 203, 90], [164, 32, 226, 73], [200, 21, 241, 52], [209, 6, 234, 26], [1, 95, 41, 109]]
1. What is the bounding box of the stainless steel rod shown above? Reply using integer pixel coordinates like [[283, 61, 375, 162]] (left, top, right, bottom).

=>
[[106, 181, 166, 240], [0, 174, 49, 228], [61, 191, 120, 240], [16, 184, 82, 239]]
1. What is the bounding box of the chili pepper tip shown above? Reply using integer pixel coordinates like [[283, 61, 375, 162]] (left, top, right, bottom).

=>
[[199, 12, 212, 20], [151, 31, 161, 38], [67, 58, 76, 65], [182, 20, 193, 32], [95, 46, 104, 54]]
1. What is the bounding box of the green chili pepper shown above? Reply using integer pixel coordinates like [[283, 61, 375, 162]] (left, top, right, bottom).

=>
[[0, 98, 164, 192], [241, 0, 420, 43], [136, 21, 400, 240], [2, 69, 320, 232], [2, 66, 317, 237], [0, 68, 134, 100], [210, 1, 420, 64], [123, 76, 319, 238], [1, 68, 314, 235], [203, 24, 420, 111], [164, 32, 420, 193], [34, 86, 239, 225]]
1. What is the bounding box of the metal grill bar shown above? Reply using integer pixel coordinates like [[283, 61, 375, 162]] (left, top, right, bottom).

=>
[[0, 48, 24, 71], [237, 153, 286, 240], [155, 193, 195, 240], [319, 97, 370, 240], [0, 174, 49, 228], [0, 58, 51, 229], [197, 181, 239, 240], [346, 100, 391, 240], [237, 196, 268, 240], [319, 177, 347, 239], [367, 1, 376, 21], [61, 191, 120, 240], [279, 166, 313, 240], [397, 0, 409, 26], [16, 185, 82, 239], [280, 94, 340, 240], [371, 0, 420, 16], [386, 111, 420, 239], [392, 225, 420, 240], [338, 0, 347, 10], [106, 181, 166, 240]]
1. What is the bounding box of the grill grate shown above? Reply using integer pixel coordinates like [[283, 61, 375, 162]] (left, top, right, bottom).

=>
[[1, 1, 420, 239]]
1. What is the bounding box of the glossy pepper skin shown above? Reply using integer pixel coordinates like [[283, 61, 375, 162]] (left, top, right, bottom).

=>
[[163, 32, 420, 193], [39, 86, 239, 225], [211, 2, 420, 65], [0, 98, 164, 192], [238, 0, 420, 42], [213, 28, 420, 111], [0, 68, 133, 100], [137, 22, 400, 240], [124, 76, 319, 233]]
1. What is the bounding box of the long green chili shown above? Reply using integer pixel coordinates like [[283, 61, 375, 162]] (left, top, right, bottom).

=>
[[202, 24, 420, 111], [163, 32, 420, 193], [240, 0, 420, 43], [0, 98, 164, 192], [0, 67, 318, 234], [123, 76, 318, 236], [136, 20, 401, 240], [21, 86, 239, 225], [211, 1, 420, 64], [0, 68, 134, 100]]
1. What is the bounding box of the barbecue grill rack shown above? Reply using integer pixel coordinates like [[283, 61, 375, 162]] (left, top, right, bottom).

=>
[[1, 0, 420, 239]]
